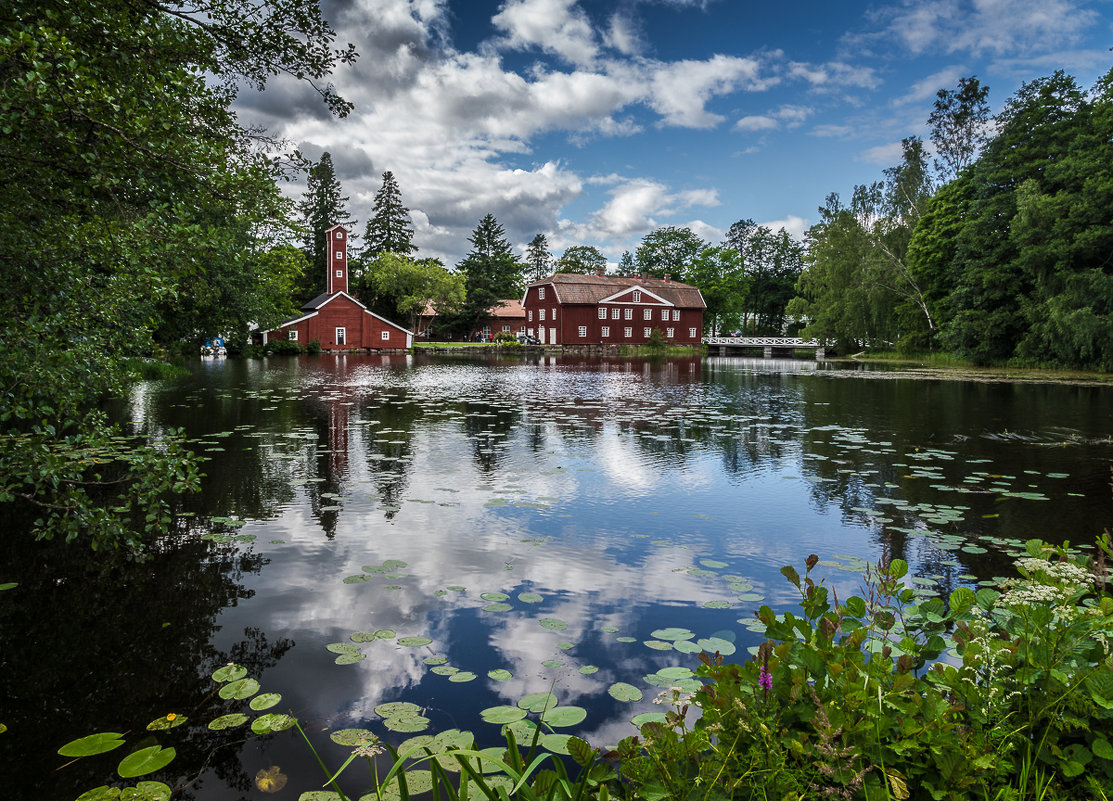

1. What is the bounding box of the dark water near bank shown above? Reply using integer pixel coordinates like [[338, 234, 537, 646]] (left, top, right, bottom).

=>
[[3, 353, 1112, 800]]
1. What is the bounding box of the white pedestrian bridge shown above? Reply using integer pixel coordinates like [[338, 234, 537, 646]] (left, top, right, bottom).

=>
[[703, 336, 826, 359]]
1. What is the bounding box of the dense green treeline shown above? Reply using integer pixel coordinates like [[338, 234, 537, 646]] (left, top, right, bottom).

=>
[[0, 0, 353, 547], [792, 68, 1113, 370]]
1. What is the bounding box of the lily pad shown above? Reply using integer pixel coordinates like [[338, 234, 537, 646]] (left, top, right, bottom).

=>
[[518, 592, 544, 603], [448, 671, 477, 682], [480, 592, 509, 602], [482, 603, 513, 612], [335, 652, 366, 665], [145, 714, 186, 732], [251, 714, 296, 734], [208, 714, 249, 731], [118, 745, 176, 778], [326, 642, 361, 654], [375, 702, 422, 718], [480, 706, 527, 724], [579, 665, 599, 675], [632, 712, 669, 727], [543, 706, 587, 727], [651, 627, 695, 641], [397, 636, 432, 647], [250, 693, 282, 711], [697, 637, 736, 656], [488, 669, 513, 681], [518, 692, 558, 713], [539, 618, 568, 631], [212, 664, 247, 683], [255, 766, 288, 793], [119, 781, 172, 801], [431, 665, 458, 675], [383, 714, 430, 733], [541, 660, 563, 668], [59, 732, 126, 757], [329, 728, 376, 746], [608, 683, 643, 702], [423, 656, 448, 665]]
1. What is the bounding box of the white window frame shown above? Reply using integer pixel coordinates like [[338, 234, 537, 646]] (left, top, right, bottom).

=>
[[643, 308, 652, 321], [336, 251, 343, 259], [632, 290, 641, 302], [689, 328, 697, 337], [502, 325, 510, 332], [611, 308, 620, 320], [538, 287, 546, 300], [624, 327, 632, 338], [336, 270, 343, 277], [601, 326, 610, 337], [667, 328, 674, 338], [643, 327, 651, 338], [335, 327, 346, 345], [539, 309, 546, 321], [336, 231, 344, 239], [624, 308, 632, 320], [381, 330, 391, 340], [661, 309, 669, 321], [288, 330, 298, 341], [578, 326, 587, 338], [551, 307, 556, 319], [598, 307, 606, 319], [672, 309, 680, 321], [528, 310, 533, 321]]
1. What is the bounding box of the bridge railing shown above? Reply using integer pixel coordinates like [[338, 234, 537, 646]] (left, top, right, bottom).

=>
[[703, 337, 821, 347]]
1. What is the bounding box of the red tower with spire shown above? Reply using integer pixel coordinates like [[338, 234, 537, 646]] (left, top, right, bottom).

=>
[[326, 224, 348, 294]]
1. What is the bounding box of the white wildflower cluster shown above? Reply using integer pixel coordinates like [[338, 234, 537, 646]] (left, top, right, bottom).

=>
[[653, 686, 699, 708], [1000, 557, 1094, 611], [1014, 558, 1092, 587]]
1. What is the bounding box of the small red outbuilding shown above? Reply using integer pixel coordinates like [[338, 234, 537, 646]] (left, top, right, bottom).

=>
[[260, 225, 412, 351]]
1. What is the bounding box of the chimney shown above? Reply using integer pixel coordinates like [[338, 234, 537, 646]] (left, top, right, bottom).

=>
[[663, 274, 671, 282]]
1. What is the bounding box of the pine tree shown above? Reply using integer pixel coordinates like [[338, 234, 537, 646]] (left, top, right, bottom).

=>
[[299, 152, 354, 299], [363, 170, 416, 258], [456, 214, 523, 332], [525, 233, 552, 282]]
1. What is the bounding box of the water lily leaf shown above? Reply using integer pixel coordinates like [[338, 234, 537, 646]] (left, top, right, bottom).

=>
[[377, 769, 433, 801], [651, 627, 694, 641], [208, 714, 249, 731], [431, 665, 458, 675], [643, 640, 672, 650], [448, 671, 477, 682], [75, 787, 119, 801], [212, 664, 247, 683], [375, 702, 421, 718], [382, 560, 408, 570], [59, 732, 126, 757], [518, 592, 544, 603], [608, 683, 642, 702], [579, 665, 599, 675], [424, 656, 448, 665], [543, 706, 587, 727], [146, 714, 186, 731], [383, 715, 430, 733], [298, 792, 342, 800], [601, 626, 618, 633], [255, 766, 288, 793], [518, 693, 558, 713], [482, 603, 512, 612], [250, 693, 282, 711], [397, 636, 432, 647], [480, 592, 509, 602], [632, 712, 668, 727], [0, 582, 17, 591], [118, 745, 176, 778], [335, 652, 365, 665], [488, 669, 513, 681], [541, 733, 575, 755], [541, 660, 563, 668], [446, 585, 466, 592], [539, 618, 567, 630], [480, 706, 527, 724], [251, 714, 296, 734], [700, 560, 728, 569], [616, 636, 636, 643], [119, 781, 172, 801], [329, 729, 375, 746], [350, 631, 379, 642], [697, 637, 736, 656], [343, 575, 370, 584], [326, 642, 360, 654]]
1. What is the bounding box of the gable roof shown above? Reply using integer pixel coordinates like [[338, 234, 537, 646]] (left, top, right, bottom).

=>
[[282, 290, 414, 334], [526, 273, 706, 309]]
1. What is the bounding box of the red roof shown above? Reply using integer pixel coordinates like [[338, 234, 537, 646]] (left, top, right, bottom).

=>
[[526, 273, 706, 309]]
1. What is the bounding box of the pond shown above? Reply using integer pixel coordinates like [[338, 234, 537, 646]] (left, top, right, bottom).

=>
[[3, 352, 1112, 800]]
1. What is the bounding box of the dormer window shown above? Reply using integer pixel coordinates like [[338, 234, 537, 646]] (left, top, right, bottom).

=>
[[632, 290, 641, 302]]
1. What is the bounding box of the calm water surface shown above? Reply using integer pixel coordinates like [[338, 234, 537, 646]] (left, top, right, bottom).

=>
[[3, 353, 1112, 800]]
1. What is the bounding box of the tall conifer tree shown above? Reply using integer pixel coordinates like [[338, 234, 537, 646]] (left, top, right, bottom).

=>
[[363, 171, 416, 258], [456, 214, 523, 333], [299, 152, 354, 298]]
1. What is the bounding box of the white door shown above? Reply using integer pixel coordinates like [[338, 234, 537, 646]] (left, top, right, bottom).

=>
[[549, 327, 556, 344], [538, 327, 546, 344]]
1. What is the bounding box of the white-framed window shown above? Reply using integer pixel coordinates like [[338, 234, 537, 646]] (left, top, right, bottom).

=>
[[336, 270, 343, 277], [519, 326, 526, 333], [336, 231, 344, 239], [632, 290, 641, 302], [601, 326, 610, 337], [502, 325, 510, 332], [661, 309, 669, 321], [381, 330, 391, 340], [624, 308, 632, 320], [336, 251, 343, 259], [528, 310, 533, 321], [288, 330, 298, 341], [578, 326, 587, 337], [667, 328, 674, 338], [689, 328, 697, 337], [539, 309, 546, 321], [624, 327, 632, 338], [643, 308, 652, 320], [538, 287, 546, 300], [551, 307, 556, 319], [643, 327, 651, 337], [336, 327, 346, 345], [611, 308, 620, 320], [598, 307, 606, 319], [482, 325, 491, 337], [672, 309, 680, 321]]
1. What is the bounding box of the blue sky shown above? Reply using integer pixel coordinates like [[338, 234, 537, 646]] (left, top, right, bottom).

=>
[[235, 0, 1113, 267]]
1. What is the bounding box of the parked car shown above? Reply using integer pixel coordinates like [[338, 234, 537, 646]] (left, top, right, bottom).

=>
[[516, 333, 540, 345]]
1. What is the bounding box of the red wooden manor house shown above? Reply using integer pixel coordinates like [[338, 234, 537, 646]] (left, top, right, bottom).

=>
[[521, 272, 705, 346], [259, 225, 412, 351]]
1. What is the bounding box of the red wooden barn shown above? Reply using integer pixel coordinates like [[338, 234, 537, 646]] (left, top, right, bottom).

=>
[[260, 225, 412, 351], [521, 272, 706, 345]]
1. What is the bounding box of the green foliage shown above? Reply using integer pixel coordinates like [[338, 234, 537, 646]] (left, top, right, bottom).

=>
[[525, 234, 553, 282], [724, 220, 804, 335], [265, 340, 303, 356], [556, 246, 607, 275], [0, 0, 354, 547], [363, 171, 416, 260], [358, 253, 463, 332], [299, 151, 356, 301], [610, 540, 1113, 800], [635, 227, 705, 280], [452, 215, 524, 336]]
